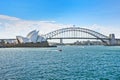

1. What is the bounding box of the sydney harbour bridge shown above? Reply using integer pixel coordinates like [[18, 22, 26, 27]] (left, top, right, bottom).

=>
[[43, 27, 118, 45]]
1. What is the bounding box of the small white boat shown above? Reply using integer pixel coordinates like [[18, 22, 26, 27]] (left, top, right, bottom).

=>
[[58, 49, 62, 52]]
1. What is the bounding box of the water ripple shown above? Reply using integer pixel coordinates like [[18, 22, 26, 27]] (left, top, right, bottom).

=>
[[0, 46, 120, 80]]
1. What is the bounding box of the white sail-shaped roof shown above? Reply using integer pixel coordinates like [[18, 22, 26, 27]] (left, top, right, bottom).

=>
[[16, 30, 46, 43], [27, 30, 36, 38], [16, 36, 30, 43]]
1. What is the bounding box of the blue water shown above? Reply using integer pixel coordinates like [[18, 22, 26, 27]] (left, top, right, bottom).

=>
[[0, 46, 120, 80]]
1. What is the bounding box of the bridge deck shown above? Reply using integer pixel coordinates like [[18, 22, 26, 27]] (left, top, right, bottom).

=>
[[47, 37, 110, 40]]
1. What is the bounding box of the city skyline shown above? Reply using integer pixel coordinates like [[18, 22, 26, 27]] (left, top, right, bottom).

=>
[[0, 0, 120, 38]]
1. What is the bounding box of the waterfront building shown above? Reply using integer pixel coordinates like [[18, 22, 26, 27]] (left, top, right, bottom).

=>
[[16, 30, 46, 44], [0, 39, 18, 44]]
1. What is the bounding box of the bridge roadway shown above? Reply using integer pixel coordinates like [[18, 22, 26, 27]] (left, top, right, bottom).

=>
[[47, 37, 110, 40]]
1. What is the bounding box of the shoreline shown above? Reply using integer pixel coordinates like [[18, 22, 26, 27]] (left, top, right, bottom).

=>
[[0, 41, 57, 48]]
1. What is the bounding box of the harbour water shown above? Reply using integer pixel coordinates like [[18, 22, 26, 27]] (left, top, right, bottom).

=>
[[0, 46, 120, 80]]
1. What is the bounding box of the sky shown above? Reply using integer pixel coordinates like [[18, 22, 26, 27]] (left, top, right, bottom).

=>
[[0, 0, 120, 39]]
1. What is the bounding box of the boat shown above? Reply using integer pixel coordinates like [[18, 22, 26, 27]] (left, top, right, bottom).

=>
[[58, 49, 62, 52]]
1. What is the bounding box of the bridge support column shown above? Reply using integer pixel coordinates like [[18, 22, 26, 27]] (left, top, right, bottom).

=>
[[109, 34, 116, 45], [60, 38, 63, 44]]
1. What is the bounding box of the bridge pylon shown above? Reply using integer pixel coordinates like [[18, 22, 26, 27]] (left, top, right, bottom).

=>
[[60, 38, 63, 44], [109, 34, 116, 45]]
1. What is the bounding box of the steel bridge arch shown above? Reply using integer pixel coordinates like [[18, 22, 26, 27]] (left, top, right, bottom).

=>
[[44, 27, 109, 43]]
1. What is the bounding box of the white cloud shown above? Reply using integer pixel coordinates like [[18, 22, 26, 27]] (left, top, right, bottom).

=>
[[0, 14, 120, 39], [0, 15, 20, 21]]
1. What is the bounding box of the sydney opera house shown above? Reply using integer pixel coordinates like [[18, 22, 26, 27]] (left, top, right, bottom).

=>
[[16, 30, 47, 43]]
